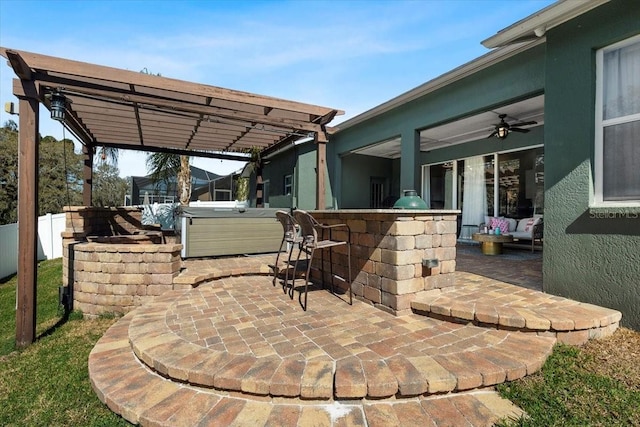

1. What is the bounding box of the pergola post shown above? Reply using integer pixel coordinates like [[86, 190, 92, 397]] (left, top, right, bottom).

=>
[[315, 132, 327, 210], [16, 84, 40, 348], [82, 144, 93, 206]]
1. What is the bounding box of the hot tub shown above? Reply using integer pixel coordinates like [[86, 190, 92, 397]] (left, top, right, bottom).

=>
[[175, 207, 283, 258]]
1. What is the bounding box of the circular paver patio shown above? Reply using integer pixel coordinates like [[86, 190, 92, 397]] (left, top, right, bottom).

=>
[[128, 275, 556, 399]]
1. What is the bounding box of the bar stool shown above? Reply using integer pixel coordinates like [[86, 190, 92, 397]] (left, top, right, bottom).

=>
[[292, 210, 351, 311], [272, 210, 302, 295]]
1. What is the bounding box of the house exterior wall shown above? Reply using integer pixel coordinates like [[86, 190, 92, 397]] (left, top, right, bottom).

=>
[[262, 0, 640, 328], [340, 154, 394, 208], [543, 0, 640, 330], [263, 145, 300, 209], [263, 142, 332, 210], [330, 44, 546, 207]]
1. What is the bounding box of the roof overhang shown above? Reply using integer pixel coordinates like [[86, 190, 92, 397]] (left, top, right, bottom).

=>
[[335, 38, 544, 133], [481, 0, 610, 49], [337, 1, 611, 134], [1, 47, 343, 160]]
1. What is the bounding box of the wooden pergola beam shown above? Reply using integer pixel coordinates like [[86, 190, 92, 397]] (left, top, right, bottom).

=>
[[3, 48, 336, 117], [96, 141, 251, 162], [12, 78, 96, 145], [6, 50, 32, 80], [316, 132, 327, 210], [36, 79, 326, 134]]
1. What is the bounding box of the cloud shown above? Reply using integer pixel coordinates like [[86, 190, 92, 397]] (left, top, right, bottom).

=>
[[1, 0, 556, 178]]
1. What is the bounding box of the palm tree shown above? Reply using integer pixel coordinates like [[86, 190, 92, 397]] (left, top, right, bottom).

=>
[[239, 146, 263, 207], [96, 146, 119, 165], [146, 152, 191, 206]]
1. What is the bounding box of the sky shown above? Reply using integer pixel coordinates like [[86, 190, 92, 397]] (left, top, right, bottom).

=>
[[0, 0, 555, 178]]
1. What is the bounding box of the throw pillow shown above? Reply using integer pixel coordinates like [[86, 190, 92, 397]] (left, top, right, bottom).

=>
[[489, 217, 499, 228], [491, 217, 509, 234], [524, 218, 536, 232]]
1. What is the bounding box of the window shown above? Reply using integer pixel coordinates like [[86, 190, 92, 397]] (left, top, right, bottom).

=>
[[595, 34, 640, 205], [284, 174, 292, 195], [497, 148, 544, 217], [263, 180, 270, 206]]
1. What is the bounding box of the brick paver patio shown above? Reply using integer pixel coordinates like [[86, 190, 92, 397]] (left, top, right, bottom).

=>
[[89, 247, 621, 426]]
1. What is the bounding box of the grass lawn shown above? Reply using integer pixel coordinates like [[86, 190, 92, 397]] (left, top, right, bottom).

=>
[[0, 259, 129, 426], [1, 258, 639, 426], [497, 333, 640, 426]]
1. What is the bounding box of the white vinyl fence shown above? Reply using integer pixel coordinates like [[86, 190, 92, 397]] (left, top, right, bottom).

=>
[[0, 213, 65, 279]]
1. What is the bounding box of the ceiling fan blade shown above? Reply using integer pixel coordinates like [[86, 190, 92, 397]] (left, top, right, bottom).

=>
[[487, 130, 498, 138], [510, 127, 530, 133], [511, 120, 537, 127]]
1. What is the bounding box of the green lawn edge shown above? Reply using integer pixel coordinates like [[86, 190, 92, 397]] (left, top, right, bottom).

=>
[[497, 343, 640, 426], [0, 258, 129, 426]]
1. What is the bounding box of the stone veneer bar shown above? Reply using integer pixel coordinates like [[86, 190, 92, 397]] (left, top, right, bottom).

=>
[[310, 209, 460, 316], [60, 206, 460, 318]]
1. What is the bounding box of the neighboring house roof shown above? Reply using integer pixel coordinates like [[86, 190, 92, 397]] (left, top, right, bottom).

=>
[[132, 165, 222, 189]]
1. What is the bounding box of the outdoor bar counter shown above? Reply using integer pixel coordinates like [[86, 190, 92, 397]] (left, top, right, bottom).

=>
[[310, 209, 460, 315], [61, 206, 460, 317]]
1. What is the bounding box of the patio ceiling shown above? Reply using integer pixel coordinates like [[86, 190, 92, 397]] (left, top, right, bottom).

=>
[[351, 94, 544, 159], [1, 47, 343, 160]]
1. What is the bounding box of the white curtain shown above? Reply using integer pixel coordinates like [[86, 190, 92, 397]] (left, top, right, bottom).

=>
[[603, 41, 640, 120], [460, 156, 487, 239], [603, 40, 640, 200]]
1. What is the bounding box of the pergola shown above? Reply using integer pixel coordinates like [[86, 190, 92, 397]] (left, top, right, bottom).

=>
[[0, 47, 342, 347]]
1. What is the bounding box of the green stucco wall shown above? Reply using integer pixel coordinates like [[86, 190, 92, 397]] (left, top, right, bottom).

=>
[[543, 0, 640, 330], [263, 142, 333, 210], [340, 154, 394, 208], [263, 145, 300, 209], [264, 0, 639, 329], [331, 43, 545, 208]]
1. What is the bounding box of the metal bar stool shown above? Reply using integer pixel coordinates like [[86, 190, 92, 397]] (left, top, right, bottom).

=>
[[271, 210, 302, 295], [292, 210, 351, 311]]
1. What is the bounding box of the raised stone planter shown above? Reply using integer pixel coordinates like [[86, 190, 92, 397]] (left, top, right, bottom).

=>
[[61, 206, 183, 318], [68, 242, 182, 317]]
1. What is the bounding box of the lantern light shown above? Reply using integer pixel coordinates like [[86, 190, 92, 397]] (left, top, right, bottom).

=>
[[50, 92, 66, 121]]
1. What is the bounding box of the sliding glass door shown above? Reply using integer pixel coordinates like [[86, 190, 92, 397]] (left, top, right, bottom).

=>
[[422, 146, 543, 239]]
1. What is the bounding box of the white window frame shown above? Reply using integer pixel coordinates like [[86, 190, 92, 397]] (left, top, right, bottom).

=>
[[283, 174, 293, 195], [422, 161, 458, 210], [593, 34, 640, 207], [263, 179, 270, 207]]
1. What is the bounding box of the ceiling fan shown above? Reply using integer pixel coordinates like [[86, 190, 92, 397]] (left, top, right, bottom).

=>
[[488, 113, 537, 139]]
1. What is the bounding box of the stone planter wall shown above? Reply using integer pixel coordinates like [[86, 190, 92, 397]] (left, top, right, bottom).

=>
[[62, 205, 146, 239], [66, 242, 182, 317], [61, 206, 183, 318], [311, 210, 459, 315]]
